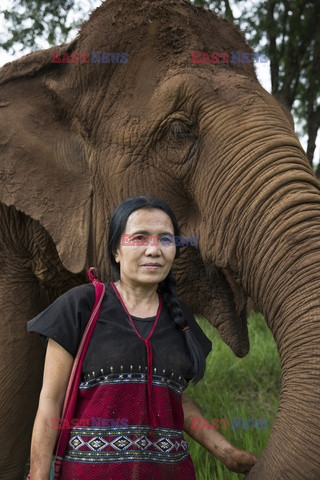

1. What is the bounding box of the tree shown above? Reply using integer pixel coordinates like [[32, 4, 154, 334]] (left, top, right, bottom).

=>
[[191, 0, 234, 20], [0, 0, 92, 53], [234, 0, 320, 172], [191, 1, 320, 171]]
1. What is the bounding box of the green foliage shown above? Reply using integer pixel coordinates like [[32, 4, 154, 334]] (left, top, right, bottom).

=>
[[186, 312, 281, 479], [191, 0, 234, 21], [190, 0, 320, 167], [0, 0, 82, 52], [231, 0, 320, 165]]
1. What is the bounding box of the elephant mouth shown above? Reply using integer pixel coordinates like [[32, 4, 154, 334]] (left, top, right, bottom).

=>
[[206, 264, 250, 357]]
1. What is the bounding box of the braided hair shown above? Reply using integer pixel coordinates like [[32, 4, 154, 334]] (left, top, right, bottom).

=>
[[157, 270, 206, 383], [107, 195, 206, 383]]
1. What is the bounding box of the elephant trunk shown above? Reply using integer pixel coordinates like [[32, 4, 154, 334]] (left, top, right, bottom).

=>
[[245, 193, 320, 478], [235, 145, 320, 478], [199, 117, 320, 478], [247, 323, 320, 479]]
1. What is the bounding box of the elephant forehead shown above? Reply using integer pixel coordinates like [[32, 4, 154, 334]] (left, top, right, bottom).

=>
[[104, 70, 262, 140]]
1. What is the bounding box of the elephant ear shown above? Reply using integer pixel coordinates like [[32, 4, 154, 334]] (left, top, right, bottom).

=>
[[0, 40, 92, 273]]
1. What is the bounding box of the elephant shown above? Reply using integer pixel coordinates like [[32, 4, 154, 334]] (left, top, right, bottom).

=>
[[0, 0, 319, 478]]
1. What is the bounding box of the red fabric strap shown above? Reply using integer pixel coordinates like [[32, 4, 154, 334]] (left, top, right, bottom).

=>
[[55, 269, 106, 457], [110, 281, 162, 436]]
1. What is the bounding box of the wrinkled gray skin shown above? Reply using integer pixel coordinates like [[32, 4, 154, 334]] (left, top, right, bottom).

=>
[[0, 0, 319, 479]]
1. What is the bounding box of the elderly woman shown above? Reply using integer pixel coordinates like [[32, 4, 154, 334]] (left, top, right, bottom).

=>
[[27, 195, 257, 479]]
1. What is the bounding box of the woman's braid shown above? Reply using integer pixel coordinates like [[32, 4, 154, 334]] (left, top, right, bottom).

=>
[[158, 271, 206, 383], [158, 271, 187, 329]]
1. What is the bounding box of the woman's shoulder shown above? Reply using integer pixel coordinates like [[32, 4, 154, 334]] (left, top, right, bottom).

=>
[[47, 283, 96, 318], [26, 282, 103, 357], [61, 279, 112, 302], [58, 282, 95, 302], [27, 282, 97, 330]]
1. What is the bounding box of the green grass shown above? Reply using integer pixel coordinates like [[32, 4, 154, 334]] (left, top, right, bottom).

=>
[[185, 311, 281, 479]]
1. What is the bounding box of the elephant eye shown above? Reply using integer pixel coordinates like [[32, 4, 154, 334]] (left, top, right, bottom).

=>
[[168, 120, 197, 141]]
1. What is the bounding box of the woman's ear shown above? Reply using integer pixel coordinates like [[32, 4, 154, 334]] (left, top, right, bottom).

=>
[[113, 249, 120, 263]]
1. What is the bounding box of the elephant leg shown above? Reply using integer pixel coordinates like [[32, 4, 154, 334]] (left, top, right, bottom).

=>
[[0, 257, 48, 480], [0, 205, 86, 479]]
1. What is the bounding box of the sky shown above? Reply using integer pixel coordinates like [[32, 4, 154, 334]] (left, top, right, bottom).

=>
[[0, 0, 318, 165]]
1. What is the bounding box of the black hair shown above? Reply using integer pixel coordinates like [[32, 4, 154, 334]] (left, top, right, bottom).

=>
[[107, 195, 206, 383]]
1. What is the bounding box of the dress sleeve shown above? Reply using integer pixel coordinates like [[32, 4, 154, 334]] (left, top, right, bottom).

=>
[[27, 283, 95, 357], [178, 299, 212, 358]]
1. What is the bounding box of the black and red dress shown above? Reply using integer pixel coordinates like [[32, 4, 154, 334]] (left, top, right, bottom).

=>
[[27, 281, 212, 480]]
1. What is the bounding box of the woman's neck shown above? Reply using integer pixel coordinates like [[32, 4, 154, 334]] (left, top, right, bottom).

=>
[[113, 279, 159, 316]]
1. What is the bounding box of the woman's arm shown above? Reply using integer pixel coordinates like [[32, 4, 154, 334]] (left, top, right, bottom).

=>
[[182, 393, 257, 474], [29, 339, 74, 480]]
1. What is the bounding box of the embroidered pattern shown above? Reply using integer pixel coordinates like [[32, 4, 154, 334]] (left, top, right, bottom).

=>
[[79, 372, 187, 394], [66, 425, 189, 464]]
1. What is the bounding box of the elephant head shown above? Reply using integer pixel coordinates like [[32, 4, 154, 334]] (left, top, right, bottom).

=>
[[1, 0, 319, 478]]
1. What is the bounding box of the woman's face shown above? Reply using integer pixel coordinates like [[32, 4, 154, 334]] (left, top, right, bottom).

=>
[[113, 208, 176, 287]]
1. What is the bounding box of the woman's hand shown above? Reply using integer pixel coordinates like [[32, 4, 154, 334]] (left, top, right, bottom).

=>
[[182, 394, 258, 475], [220, 444, 257, 474]]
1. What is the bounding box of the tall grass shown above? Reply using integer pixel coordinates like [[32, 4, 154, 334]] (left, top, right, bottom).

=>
[[185, 311, 281, 479]]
